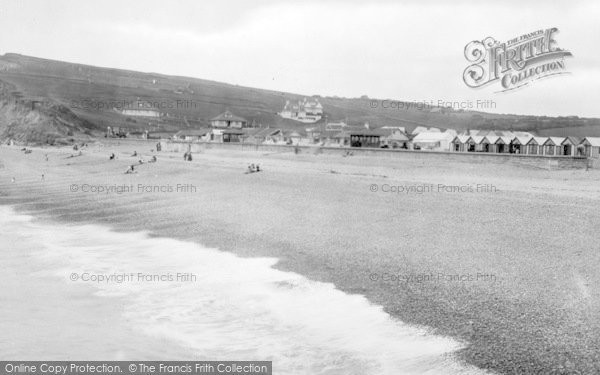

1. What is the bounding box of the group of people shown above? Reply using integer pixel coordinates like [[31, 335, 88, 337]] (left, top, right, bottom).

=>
[[122, 151, 157, 174], [246, 163, 261, 174]]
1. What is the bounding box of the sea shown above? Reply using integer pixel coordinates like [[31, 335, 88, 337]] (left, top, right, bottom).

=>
[[0, 205, 485, 374]]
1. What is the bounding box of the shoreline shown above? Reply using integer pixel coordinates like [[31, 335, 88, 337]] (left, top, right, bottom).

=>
[[2, 143, 600, 373]]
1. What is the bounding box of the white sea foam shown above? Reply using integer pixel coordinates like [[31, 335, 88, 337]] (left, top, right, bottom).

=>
[[0, 206, 487, 374]]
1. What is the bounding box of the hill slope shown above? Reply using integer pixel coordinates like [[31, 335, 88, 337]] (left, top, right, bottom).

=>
[[0, 53, 599, 142]]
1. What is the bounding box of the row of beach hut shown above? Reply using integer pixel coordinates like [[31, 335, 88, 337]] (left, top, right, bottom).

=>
[[451, 133, 600, 157]]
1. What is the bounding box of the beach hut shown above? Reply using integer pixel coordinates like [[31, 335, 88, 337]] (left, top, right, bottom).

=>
[[525, 137, 548, 155], [491, 136, 511, 153], [560, 137, 582, 156], [480, 135, 500, 152], [412, 131, 454, 151], [581, 137, 600, 158], [481, 135, 500, 152], [450, 135, 470, 152], [510, 136, 532, 154], [382, 130, 410, 149], [464, 135, 484, 152], [542, 137, 566, 156]]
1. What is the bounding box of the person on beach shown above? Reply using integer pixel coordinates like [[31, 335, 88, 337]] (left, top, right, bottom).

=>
[[256, 164, 260, 172], [132, 151, 137, 157], [109, 153, 115, 160], [45, 154, 49, 162], [151, 155, 157, 163], [125, 165, 135, 174], [41, 174, 44, 181]]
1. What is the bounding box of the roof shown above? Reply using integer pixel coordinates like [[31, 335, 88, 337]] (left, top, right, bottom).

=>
[[245, 128, 281, 138], [526, 137, 548, 145], [514, 131, 535, 138], [282, 129, 307, 137], [413, 131, 452, 143], [582, 137, 600, 147], [512, 136, 533, 145], [333, 131, 351, 139], [543, 137, 566, 146], [210, 110, 247, 123], [222, 128, 246, 135], [348, 129, 389, 137], [386, 132, 410, 141], [411, 126, 429, 135], [452, 135, 470, 143], [483, 135, 500, 144], [561, 136, 583, 145], [175, 128, 211, 137], [380, 126, 407, 133], [444, 129, 458, 137], [466, 135, 485, 144]]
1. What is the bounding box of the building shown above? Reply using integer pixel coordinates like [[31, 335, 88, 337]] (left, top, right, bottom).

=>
[[510, 135, 533, 154], [542, 137, 566, 156], [244, 128, 283, 144], [349, 129, 387, 148], [381, 130, 410, 149], [380, 126, 407, 134], [411, 126, 429, 135], [210, 110, 247, 128], [412, 131, 454, 151], [119, 101, 161, 118], [280, 129, 308, 145], [173, 128, 211, 142], [216, 128, 245, 143], [581, 137, 600, 158], [525, 137, 548, 155], [451, 135, 469, 152], [279, 98, 323, 123], [561, 137, 583, 156]]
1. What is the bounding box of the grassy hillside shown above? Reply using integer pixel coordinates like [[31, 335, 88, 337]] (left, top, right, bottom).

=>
[[0, 52, 599, 142]]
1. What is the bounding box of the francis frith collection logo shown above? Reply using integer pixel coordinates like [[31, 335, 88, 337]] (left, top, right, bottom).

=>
[[463, 28, 572, 92]]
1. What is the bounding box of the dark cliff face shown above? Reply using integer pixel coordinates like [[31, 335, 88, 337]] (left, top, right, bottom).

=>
[[0, 90, 95, 145]]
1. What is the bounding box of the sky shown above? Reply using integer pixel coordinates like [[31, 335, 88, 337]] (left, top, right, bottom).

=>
[[0, 0, 599, 117]]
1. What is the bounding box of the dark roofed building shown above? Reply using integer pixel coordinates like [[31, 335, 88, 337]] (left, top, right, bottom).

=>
[[349, 129, 388, 148], [210, 110, 247, 129]]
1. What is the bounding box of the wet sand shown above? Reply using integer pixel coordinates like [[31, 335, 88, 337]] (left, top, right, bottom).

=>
[[1, 141, 600, 374]]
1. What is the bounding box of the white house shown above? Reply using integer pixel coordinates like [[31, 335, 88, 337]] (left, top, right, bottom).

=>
[[279, 98, 323, 123], [413, 131, 455, 151]]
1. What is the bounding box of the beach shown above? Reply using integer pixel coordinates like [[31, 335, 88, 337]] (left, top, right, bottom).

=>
[[2, 141, 600, 374]]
